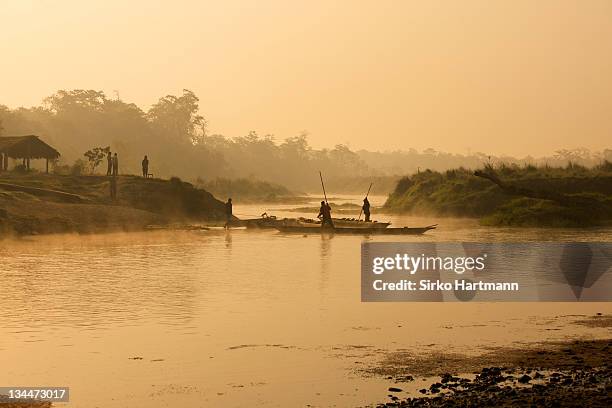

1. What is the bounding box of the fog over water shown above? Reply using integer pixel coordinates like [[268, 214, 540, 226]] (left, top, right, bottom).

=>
[[1, 195, 610, 407]]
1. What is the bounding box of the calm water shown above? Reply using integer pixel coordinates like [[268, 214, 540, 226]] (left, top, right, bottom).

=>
[[1, 195, 610, 407]]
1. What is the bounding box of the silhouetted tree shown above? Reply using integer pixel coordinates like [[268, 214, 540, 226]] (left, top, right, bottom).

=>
[[147, 89, 206, 145], [84, 146, 110, 174]]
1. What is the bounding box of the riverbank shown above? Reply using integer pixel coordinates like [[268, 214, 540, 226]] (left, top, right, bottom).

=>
[[0, 173, 228, 236], [384, 162, 612, 227], [371, 315, 611, 407], [0, 399, 50, 407]]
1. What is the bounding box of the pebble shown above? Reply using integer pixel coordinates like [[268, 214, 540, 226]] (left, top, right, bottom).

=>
[[518, 374, 532, 383]]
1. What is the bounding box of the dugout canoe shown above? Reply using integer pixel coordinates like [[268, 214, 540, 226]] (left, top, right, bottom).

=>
[[275, 225, 437, 235], [296, 218, 390, 229], [243, 216, 390, 229]]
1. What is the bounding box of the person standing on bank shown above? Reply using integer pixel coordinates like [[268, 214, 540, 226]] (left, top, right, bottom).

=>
[[106, 151, 113, 176], [142, 155, 149, 178], [112, 153, 118, 176], [224, 198, 233, 229], [362, 197, 371, 222]]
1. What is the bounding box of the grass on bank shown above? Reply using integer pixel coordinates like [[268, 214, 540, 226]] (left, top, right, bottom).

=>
[[384, 161, 612, 227]]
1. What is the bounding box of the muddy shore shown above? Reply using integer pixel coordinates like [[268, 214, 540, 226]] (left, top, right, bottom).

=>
[[0, 401, 50, 408], [371, 315, 611, 407]]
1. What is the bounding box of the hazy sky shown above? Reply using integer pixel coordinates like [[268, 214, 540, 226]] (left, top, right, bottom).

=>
[[1, 0, 611, 156]]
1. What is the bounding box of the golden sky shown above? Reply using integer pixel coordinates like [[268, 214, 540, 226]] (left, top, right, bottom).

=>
[[1, 0, 611, 156]]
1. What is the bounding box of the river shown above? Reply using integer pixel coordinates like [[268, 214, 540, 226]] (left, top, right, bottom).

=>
[[1, 195, 610, 407]]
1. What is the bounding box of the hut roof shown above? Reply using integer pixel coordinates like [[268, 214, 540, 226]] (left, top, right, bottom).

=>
[[0, 135, 60, 159]]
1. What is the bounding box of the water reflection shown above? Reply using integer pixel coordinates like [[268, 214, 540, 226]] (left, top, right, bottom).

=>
[[319, 234, 333, 294], [224, 229, 233, 249], [319, 233, 333, 259], [0, 232, 199, 331]]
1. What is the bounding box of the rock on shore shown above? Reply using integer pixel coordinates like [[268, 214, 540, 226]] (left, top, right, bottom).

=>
[[377, 339, 611, 407]]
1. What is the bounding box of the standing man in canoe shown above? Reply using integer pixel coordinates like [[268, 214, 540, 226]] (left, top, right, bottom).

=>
[[362, 197, 371, 222], [318, 201, 334, 228], [224, 198, 233, 229]]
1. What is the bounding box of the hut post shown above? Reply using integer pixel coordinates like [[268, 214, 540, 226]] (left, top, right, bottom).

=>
[[46, 158, 49, 173], [0, 153, 3, 173]]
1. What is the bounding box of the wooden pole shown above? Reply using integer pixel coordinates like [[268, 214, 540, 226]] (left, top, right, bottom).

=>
[[319, 171, 328, 204], [358, 182, 373, 221], [46, 158, 49, 174]]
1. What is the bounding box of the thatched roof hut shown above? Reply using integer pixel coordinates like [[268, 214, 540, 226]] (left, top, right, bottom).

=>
[[0, 135, 60, 159], [0, 135, 60, 172]]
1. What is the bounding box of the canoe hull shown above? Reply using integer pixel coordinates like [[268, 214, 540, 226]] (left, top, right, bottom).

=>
[[275, 225, 437, 235]]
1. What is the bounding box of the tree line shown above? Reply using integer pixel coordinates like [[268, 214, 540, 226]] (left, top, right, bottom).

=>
[[1, 89, 610, 192]]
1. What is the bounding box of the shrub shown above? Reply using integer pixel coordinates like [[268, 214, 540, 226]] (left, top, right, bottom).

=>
[[70, 159, 87, 176]]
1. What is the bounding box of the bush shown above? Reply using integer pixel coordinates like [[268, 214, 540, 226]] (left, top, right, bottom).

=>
[[70, 159, 87, 176]]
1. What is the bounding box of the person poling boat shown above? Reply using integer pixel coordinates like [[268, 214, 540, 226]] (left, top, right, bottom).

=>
[[358, 182, 373, 222], [362, 197, 371, 222], [318, 200, 334, 228], [318, 171, 334, 228]]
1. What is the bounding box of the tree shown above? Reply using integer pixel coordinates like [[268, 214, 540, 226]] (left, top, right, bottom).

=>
[[147, 89, 207, 145], [44, 89, 106, 113], [84, 146, 110, 174]]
